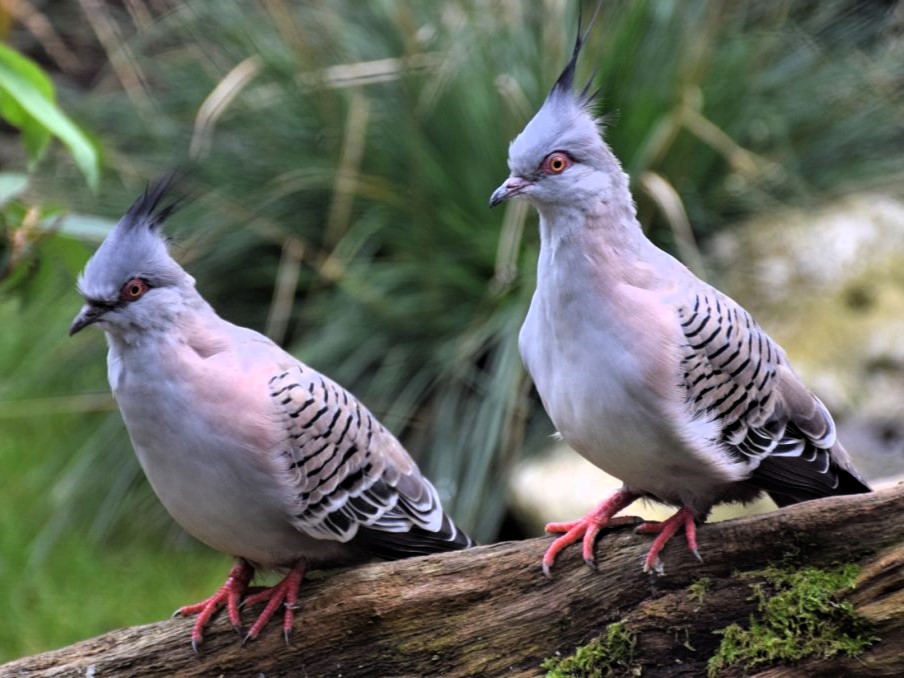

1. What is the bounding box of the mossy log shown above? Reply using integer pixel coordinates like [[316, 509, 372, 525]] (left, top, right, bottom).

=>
[[4, 485, 904, 677]]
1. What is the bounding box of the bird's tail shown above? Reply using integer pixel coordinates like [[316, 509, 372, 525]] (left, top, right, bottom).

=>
[[755, 440, 871, 508], [354, 513, 475, 561]]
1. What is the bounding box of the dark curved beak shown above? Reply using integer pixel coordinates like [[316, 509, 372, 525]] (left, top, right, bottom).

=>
[[489, 176, 530, 208], [69, 303, 106, 336]]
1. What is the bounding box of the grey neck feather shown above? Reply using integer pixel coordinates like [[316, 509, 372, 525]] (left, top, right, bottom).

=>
[[537, 158, 645, 261]]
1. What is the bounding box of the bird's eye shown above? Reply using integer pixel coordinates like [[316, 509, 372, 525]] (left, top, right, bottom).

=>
[[542, 152, 571, 175], [120, 278, 150, 302]]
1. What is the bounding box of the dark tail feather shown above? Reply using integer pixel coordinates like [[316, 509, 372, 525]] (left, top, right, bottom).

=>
[[756, 452, 872, 508], [353, 514, 475, 561]]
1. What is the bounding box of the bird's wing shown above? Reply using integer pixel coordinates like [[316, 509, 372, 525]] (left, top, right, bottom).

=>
[[676, 284, 869, 504], [268, 365, 473, 558]]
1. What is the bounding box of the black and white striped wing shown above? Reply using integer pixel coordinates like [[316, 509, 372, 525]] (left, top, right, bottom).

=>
[[677, 286, 869, 504], [268, 366, 473, 558]]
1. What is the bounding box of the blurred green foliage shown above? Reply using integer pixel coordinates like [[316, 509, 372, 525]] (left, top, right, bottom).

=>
[[0, 42, 99, 188], [0, 37, 100, 297], [1, 0, 902, 660]]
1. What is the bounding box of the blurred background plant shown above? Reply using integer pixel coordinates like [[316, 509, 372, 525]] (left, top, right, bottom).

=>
[[1, 0, 902, 661]]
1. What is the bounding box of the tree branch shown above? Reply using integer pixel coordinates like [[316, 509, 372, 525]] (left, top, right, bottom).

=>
[[5, 486, 904, 677]]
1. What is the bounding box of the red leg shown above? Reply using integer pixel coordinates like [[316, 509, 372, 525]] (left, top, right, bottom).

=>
[[636, 507, 702, 574], [175, 560, 254, 653], [242, 560, 305, 644], [542, 489, 640, 577]]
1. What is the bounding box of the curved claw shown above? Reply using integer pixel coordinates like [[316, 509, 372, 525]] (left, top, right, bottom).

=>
[[541, 490, 639, 576], [639, 507, 700, 574], [643, 556, 665, 576], [542, 561, 554, 579], [243, 562, 305, 643], [175, 560, 254, 651]]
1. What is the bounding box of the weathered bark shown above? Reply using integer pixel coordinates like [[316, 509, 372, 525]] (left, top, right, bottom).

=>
[[4, 485, 904, 677]]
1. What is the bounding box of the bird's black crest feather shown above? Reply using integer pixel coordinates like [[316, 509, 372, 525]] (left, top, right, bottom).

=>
[[547, 0, 603, 107], [123, 170, 182, 233]]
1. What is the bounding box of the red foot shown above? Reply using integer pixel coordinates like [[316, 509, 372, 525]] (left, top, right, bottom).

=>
[[542, 489, 640, 577], [175, 560, 254, 653], [242, 561, 305, 644], [636, 506, 702, 574]]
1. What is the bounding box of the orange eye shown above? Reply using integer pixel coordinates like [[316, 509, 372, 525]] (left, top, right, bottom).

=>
[[542, 152, 571, 175], [120, 278, 149, 302]]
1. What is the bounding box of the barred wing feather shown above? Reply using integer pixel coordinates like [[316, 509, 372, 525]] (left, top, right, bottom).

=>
[[677, 286, 869, 504], [268, 366, 473, 557]]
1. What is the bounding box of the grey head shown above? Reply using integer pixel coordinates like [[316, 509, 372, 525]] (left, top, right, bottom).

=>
[[489, 2, 626, 212], [70, 174, 193, 338]]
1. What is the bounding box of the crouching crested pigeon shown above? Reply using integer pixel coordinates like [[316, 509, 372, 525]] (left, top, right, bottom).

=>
[[70, 175, 473, 650], [490, 6, 870, 576]]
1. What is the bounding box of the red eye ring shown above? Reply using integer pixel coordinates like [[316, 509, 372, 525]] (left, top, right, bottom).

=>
[[120, 278, 150, 302], [542, 151, 571, 175]]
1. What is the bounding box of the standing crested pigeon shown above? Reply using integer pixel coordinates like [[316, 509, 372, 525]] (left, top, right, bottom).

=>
[[490, 8, 870, 576], [70, 176, 473, 650]]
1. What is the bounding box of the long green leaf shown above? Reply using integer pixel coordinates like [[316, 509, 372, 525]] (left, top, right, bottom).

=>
[[0, 43, 99, 190]]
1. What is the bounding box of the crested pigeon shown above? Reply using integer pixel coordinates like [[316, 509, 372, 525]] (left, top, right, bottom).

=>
[[70, 176, 474, 650], [490, 7, 870, 577]]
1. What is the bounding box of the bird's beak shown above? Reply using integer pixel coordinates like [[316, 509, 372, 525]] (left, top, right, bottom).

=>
[[69, 303, 106, 336], [489, 176, 530, 208]]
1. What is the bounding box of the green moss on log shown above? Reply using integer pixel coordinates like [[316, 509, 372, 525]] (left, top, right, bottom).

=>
[[707, 563, 877, 676], [542, 622, 640, 677], [687, 576, 712, 604]]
